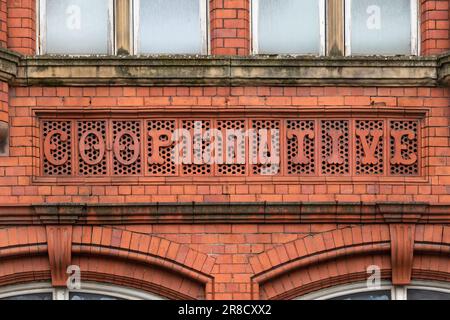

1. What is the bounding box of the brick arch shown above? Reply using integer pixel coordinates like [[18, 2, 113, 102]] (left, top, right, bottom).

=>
[[249, 225, 450, 300], [71, 226, 216, 300], [412, 225, 450, 284], [0, 226, 50, 288], [0, 226, 216, 300]]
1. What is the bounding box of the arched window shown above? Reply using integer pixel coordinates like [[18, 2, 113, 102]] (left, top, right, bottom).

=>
[[0, 282, 166, 301], [297, 281, 450, 300]]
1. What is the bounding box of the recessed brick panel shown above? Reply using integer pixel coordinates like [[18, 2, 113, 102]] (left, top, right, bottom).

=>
[[38, 115, 425, 181]]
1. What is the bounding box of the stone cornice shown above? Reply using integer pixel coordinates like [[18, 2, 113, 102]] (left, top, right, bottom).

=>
[[0, 202, 449, 225], [438, 52, 450, 86], [0, 48, 21, 83], [0, 49, 448, 87]]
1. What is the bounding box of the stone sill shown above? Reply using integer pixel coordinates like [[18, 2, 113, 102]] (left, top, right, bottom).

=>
[[0, 49, 448, 87]]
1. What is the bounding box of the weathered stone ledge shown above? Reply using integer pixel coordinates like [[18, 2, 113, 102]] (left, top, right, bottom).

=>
[[0, 49, 447, 87]]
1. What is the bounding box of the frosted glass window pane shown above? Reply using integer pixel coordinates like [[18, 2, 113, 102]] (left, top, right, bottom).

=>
[[1, 293, 52, 300], [256, 0, 321, 54], [350, 0, 412, 55], [138, 0, 203, 54], [330, 291, 391, 300], [70, 293, 121, 300], [45, 0, 110, 54], [407, 290, 450, 300]]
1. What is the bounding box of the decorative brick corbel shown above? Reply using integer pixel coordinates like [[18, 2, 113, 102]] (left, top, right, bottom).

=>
[[389, 224, 416, 286], [46, 226, 73, 287]]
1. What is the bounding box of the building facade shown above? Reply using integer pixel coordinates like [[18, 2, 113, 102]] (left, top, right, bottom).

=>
[[0, 0, 449, 300]]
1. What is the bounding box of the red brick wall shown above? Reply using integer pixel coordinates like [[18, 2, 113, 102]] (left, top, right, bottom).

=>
[[2, 85, 448, 205], [210, 0, 250, 55], [7, 0, 36, 55], [0, 0, 449, 301], [421, 0, 450, 55], [0, 0, 7, 48]]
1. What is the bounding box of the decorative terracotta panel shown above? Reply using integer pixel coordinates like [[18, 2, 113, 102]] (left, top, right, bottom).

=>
[[42, 120, 72, 176], [320, 120, 350, 176], [39, 115, 423, 181], [355, 120, 384, 175], [112, 120, 142, 176], [390, 120, 420, 176], [147, 119, 177, 176], [217, 119, 247, 176], [286, 120, 316, 176], [251, 120, 281, 176], [77, 120, 108, 176], [181, 119, 212, 176]]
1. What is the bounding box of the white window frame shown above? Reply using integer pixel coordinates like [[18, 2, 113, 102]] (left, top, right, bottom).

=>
[[133, 0, 209, 55], [344, 0, 419, 56], [296, 280, 450, 300], [0, 282, 167, 300], [38, 0, 115, 55], [251, 0, 326, 55]]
